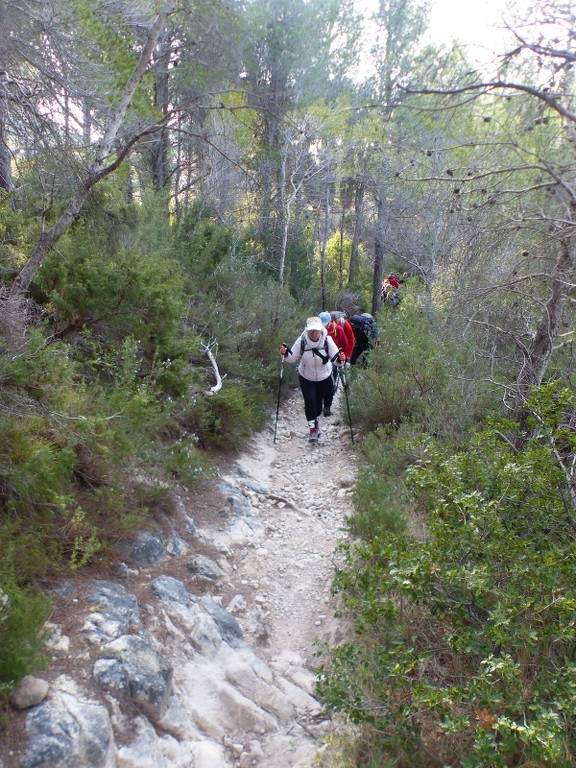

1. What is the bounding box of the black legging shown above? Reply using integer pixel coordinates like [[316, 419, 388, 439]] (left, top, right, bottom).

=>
[[350, 330, 370, 365], [323, 367, 338, 410], [299, 374, 333, 423]]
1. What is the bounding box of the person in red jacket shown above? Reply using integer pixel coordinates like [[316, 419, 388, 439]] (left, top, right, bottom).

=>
[[387, 273, 400, 290], [329, 310, 355, 359], [319, 311, 347, 416]]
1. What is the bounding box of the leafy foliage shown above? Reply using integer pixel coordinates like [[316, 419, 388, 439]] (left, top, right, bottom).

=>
[[0, 576, 50, 701], [348, 428, 409, 539], [348, 290, 460, 436], [318, 383, 576, 767]]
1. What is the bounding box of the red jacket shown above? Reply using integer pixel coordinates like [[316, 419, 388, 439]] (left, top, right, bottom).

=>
[[328, 318, 354, 358]]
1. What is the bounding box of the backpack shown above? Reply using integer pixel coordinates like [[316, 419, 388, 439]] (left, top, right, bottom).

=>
[[349, 313, 378, 342], [330, 311, 347, 327]]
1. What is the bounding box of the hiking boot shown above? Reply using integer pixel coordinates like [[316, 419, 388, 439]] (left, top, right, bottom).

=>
[[308, 427, 319, 442], [323, 407, 332, 417]]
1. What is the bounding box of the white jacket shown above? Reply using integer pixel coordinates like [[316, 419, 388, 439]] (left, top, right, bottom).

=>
[[285, 330, 340, 382]]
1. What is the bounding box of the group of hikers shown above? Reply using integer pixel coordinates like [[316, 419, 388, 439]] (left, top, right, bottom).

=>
[[276, 269, 411, 442], [278, 309, 379, 442], [381, 272, 406, 307]]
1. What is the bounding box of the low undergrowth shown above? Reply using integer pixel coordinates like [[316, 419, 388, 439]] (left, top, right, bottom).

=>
[[318, 382, 576, 767]]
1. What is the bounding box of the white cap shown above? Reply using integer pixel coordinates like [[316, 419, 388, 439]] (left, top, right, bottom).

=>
[[305, 316, 323, 332]]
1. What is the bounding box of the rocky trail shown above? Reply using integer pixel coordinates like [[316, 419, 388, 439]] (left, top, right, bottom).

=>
[[1, 384, 358, 768]]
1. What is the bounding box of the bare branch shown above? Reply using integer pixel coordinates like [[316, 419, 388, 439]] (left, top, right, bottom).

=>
[[202, 341, 226, 395], [400, 81, 576, 125]]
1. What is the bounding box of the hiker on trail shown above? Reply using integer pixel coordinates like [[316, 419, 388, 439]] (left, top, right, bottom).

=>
[[279, 316, 345, 442], [318, 311, 346, 417], [349, 313, 378, 366], [330, 310, 355, 360], [319, 311, 346, 351]]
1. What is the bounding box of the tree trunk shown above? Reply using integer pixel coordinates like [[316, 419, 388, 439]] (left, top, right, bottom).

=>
[[338, 184, 347, 289], [349, 179, 364, 284], [0, 110, 14, 195], [278, 147, 288, 287], [11, 182, 93, 294], [319, 182, 331, 310], [516, 229, 576, 400], [82, 98, 92, 149], [9, 0, 175, 297], [150, 32, 170, 193], [372, 192, 386, 315]]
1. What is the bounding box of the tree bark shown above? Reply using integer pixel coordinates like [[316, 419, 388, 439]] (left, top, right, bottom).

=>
[[0, 109, 14, 195], [319, 181, 331, 310], [372, 192, 386, 315], [349, 179, 364, 284], [150, 31, 171, 193]]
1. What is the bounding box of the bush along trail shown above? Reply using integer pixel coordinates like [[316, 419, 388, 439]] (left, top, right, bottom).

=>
[[2, 386, 356, 768]]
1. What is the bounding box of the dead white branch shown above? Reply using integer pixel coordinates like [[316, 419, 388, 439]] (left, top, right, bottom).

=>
[[203, 341, 226, 395]]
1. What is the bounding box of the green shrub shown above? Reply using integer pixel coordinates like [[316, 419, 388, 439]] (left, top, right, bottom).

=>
[[173, 382, 268, 452], [348, 293, 451, 432], [348, 428, 409, 538], [347, 290, 481, 442], [0, 574, 50, 700], [39, 232, 195, 397], [318, 383, 576, 768], [0, 331, 170, 579], [161, 434, 214, 487]]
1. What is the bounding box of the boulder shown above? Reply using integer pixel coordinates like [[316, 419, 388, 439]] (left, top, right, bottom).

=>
[[20, 676, 114, 768], [93, 636, 173, 722]]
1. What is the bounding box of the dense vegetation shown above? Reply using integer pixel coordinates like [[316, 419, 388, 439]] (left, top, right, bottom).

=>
[[2, 0, 576, 764]]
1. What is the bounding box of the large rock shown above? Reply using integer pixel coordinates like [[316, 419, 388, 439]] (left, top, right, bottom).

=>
[[87, 582, 143, 633], [82, 611, 130, 645], [93, 635, 173, 722], [116, 717, 166, 768], [200, 596, 244, 648], [20, 676, 114, 768], [117, 531, 166, 567], [151, 575, 193, 606], [215, 480, 254, 517], [186, 554, 225, 582]]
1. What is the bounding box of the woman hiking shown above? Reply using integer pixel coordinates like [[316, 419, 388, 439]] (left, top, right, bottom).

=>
[[279, 316, 346, 442]]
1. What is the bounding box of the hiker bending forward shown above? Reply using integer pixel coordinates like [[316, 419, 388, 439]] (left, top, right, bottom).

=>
[[319, 311, 346, 417], [279, 316, 345, 442]]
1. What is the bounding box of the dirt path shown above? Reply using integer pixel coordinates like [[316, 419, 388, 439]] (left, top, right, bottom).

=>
[[234, 383, 356, 649], [222, 382, 358, 765]]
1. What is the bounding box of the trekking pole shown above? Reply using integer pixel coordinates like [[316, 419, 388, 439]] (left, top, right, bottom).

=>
[[273, 345, 291, 444], [331, 348, 343, 396], [332, 367, 340, 396], [340, 364, 355, 444]]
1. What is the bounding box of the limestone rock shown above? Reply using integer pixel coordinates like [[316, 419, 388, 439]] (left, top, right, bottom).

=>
[[186, 554, 225, 582], [20, 676, 115, 768], [93, 635, 173, 722], [117, 531, 166, 567], [9, 676, 49, 710]]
